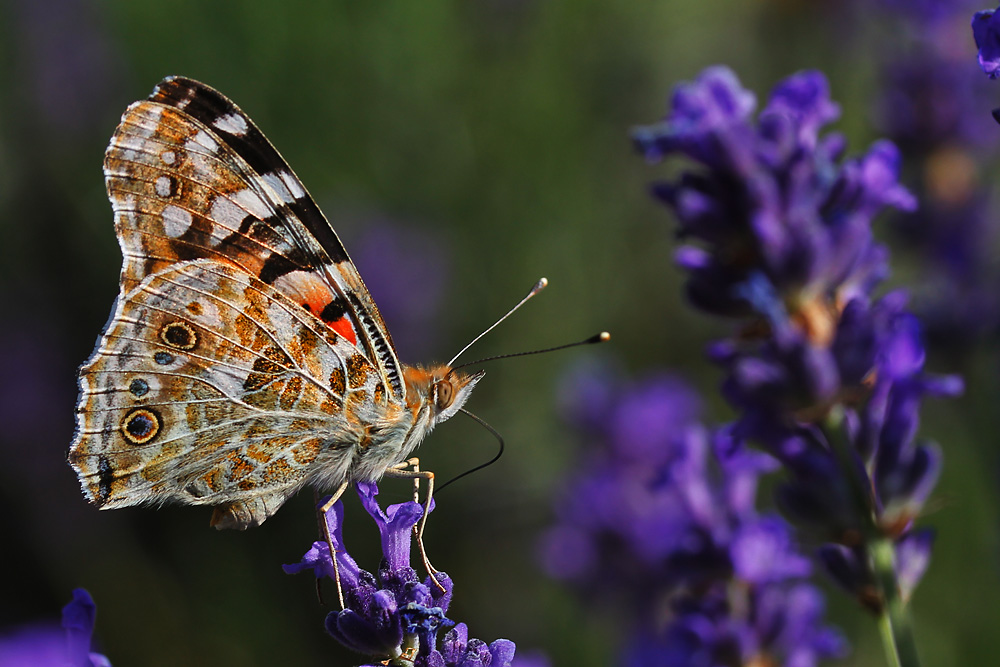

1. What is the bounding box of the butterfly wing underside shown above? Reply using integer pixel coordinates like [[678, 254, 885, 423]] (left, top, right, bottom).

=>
[[70, 76, 420, 528], [103, 76, 404, 399], [69, 259, 393, 528]]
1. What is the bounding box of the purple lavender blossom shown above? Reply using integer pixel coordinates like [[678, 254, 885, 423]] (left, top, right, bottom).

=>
[[635, 68, 914, 328], [0, 588, 111, 666], [622, 582, 844, 667], [542, 368, 845, 665], [428, 624, 516, 667], [507, 650, 551, 667], [877, 55, 996, 153], [285, 483, 516, 666], [866, 0, 1000, 343], [635, 66, 960, 609], [973, 7, 1000, 78]]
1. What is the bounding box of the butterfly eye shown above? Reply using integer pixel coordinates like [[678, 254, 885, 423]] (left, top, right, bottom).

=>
[[435, 379, 455, 410]]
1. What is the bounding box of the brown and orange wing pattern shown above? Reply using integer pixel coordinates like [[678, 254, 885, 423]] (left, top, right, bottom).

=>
[[104, 77, 404, 400]]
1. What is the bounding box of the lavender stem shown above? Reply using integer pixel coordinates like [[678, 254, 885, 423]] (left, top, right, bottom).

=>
[[872, 536, 921, 667], [826, 407, 921, 667]]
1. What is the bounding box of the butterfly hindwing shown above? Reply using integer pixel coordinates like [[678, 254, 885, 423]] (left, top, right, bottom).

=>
[[105, 76, 404, 400], [69, 259, 393, 528]]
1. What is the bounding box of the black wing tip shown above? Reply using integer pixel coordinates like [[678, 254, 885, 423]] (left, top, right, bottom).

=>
[[151, 75, 187, 96], [150, 76, 228, 107]]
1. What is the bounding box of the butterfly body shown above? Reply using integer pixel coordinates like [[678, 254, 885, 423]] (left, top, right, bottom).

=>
[[68, 77, 482, 529]]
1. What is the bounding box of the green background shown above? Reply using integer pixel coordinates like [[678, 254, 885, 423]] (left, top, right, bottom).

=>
[[0, 1, 996, 665]]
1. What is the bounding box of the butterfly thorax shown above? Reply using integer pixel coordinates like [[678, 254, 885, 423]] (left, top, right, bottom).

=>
[[344, 364, 484, 484]]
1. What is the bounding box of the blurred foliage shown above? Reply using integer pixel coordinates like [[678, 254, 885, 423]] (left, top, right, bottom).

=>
[[0, 0, 997, 665]]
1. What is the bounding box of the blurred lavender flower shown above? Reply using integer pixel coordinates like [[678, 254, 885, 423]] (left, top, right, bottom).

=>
[[9, 0, 121, 138], [507, 650, 551, 667], [864, 0, 1000, 343], [285, 482, 516, 666], [0, 588, 111, 666], [878, 0, 982, 25], [634, 66, 960, 614], [877, 54, 995, 154], [541, 368, 845, 666], [973, 6, 1000, 78], [350, 219, 450, 362]]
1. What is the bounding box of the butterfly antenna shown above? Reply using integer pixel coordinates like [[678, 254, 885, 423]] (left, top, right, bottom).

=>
[[451, 331, 610, 371], [447, 277, 549, 367], [437, 409, 505, 493]]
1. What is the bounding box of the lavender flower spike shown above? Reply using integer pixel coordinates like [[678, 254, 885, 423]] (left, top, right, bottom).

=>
[[285, 482, 516, 666], [973, 7, 1000, 78], [542, 368, 844, 665], [636, 66, 961, 666]]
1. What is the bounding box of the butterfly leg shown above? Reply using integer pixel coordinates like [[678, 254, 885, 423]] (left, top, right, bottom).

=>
[[384, 458, 445, 592], [319, 480, 350, 609]]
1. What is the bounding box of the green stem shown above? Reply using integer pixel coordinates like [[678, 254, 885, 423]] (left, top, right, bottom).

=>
[[823, 408, 921, 667], [871, 537, 921, 667]]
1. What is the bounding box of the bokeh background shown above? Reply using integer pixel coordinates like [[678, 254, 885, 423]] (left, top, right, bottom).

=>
[[1, 0, 998, 665]]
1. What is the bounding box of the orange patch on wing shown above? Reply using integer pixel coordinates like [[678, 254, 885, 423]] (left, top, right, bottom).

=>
[[270, 270, 359, 346], [328, 316, 357, 345], [225, 451, 255, 482]]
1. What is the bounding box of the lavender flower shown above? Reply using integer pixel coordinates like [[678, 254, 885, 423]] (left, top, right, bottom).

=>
[[541, 368, 845, 666], [973, 6, 1000, 78], [865, 0, 1000, 343], [634, 66, 960, 618], [350, 219, 450, 361], [285, 482, 516, 666], [635, 67, 913, 328], [0, 588, 111, 666]]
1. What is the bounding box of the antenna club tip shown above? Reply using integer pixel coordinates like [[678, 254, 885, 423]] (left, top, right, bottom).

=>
[[598, 331, 611, 342], [533, 277, 549, 291]]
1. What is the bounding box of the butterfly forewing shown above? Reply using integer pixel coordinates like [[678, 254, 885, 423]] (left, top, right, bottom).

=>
[[105, 76, 403, 399]]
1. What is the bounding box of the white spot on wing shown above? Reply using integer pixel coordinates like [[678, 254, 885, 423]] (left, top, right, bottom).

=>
[[160, 150, 176, 165], [280, 171, 306, 199], [209, 196, 248, 231], [112, 133, 148, 162], [188, 130, 219, 152], [155, 176, 172, 197], [262, 172, 294, 203], [213, 113, 249, 136], [162, 205, 194, 238], [231, 188, 272, 219], [136, 105, 164, 133]]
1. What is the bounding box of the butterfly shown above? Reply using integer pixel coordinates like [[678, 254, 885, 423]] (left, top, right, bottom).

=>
[[68, 76, 484, 534]]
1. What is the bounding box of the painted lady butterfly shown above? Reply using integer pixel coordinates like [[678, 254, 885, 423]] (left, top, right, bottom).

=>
[[68, 77, 484, 532]]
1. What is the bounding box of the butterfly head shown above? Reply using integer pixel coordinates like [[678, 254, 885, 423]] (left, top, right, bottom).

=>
[[405, 365, 485, 425]]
